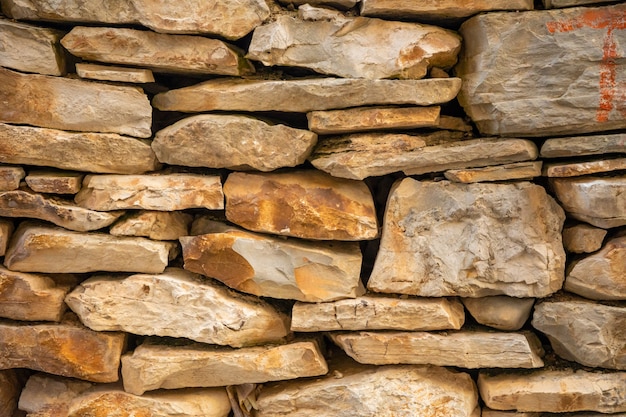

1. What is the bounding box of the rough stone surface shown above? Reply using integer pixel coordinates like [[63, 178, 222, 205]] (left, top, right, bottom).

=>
[[278, 0, 357, 9], [224, 170, 378, 241], [0, 68, 152, 138], [75, 174, 224, 211], [65, 268, 290, 348], [62, 27, 253, 76], [76, 63, 155, 83], [544, 0, 624, 8], [462, 296, 535, 331], [368, 179, 566, 298], [0, 166, 25, 191], [0, 369, 20, 417], [540, 133, 626, 158], [110, 211, 193, 241], [152, 77, 462, 113], [291, 296, 465, 332], [361, 0, 534, 20], [456, 4, 626, 136], [25, 171, 84, 195], [562, 224, 607, 254], [445, 161, 543, 183], [550, 176, 626, 228], [153, 114, 317, 171], [0, 219, 12, 257], [18, 373, 93, 416], [482, 411, 540, 417], [544, 158, 626, 177]]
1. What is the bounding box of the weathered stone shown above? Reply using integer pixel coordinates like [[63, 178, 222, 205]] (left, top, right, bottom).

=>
[[76, 63, 154, 83], [0, 166, 24, 190], [565, 236, 626, 300], [256, 359, 479, 417], [0, 313, 126, 382], [279, 0, 357, 9], [110, 211, 192, 241], [0, 68, 152, 138], [153, 115, 317, 171], [482, 410, 540, 417], [62, 27, 253, 76], [562, 224, 607, 254], [550, 176, 626, 228], [456, 4, 626, 137], [0, 219, 12, 256], [540, 133, 626, 158], [368, 179, 565, 297], [0, 123, 160, 174], [0, 17, 65, 75], [439, 115, 474, 132], [248, 14, 460, 80], [478, 370, 626, 413], [332, 331, 544, 368], [75, 174, 224, 211], [462, 296, 535, 331], [4, 222, 176, 274], [544, 0, 624, 8], [311, 137, 538, 179], [18, 374, 93, 416], [65, 268, 290, 348], [0, 369, 20, 417], [25, 171, 83, 195], [224, 170, 377, 241], [445, 162, 543, 183], [152, 77, 462, 113], [544, 158, 626, 178], [291, 296, 465, 331]]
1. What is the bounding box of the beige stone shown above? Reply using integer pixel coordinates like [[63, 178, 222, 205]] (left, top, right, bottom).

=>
[[25, 171, 84, 194], [75, 174, 224, 211], [152, 77, 462, 113], [224, 170, 377, 241], [361, 0, 534, 20], [0, 68, 152, 138], [445, 162, 543, 183], [18, 373, 93, 416], [562, 224, 607, 254], [62, 27, 253, 76], [110, 211, 192, 241], [368, 179, 565, 298], [76, 63, 154, 83], [481, 411, 540, 417], [0, 219, 12, 256], [462, 297, 535, 331], [540, 133, 626, 157], [0, 166, 24, 191], [0, 369, 20, 417], [65, 268, 290, 348], [0, 123, 160, 174], [278, 0, 357, 9], [544, 0, 624, 7], [478, 369, 626, 413], [153, 114, 317, 171], [4, 222, 176, 274], [544, 158, 626, 177]]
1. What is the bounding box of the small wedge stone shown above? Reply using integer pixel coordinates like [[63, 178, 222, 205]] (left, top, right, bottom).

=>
[[0, 166, 25, 191], [18, 373, 93, 416], [0, 219, 12, 256], [445, 161, 542, 183], [76, 63, 154, 83], [0, 369, 20, 417], [540, 133, 626, 158], [462, 297, 534, 331], [544, 158, 626, 177], [25, 171, 84, 195], [110, 211, 193, 241], [562, 224, 607, 254]]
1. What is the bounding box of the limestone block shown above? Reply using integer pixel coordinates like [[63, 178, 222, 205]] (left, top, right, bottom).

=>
[[456, 4, 626, 136], [462, 296, 534, 331], [0, 68, 152, 138], [152, 77, 462, 113], [65, 268, 290, 347], [368, 179, 566, 298], [562, 224, 607, 254], [0, 369, 20, 417], [153, 114, 317, 171], [75, 174, 224, 211], [25, 171, 84, 194], [76, 63, 154, 83], [110, 211, 193, 241], [445, 162, 543, 183], [278, 0, 357, 9], [224, 170, 377, 241], [540, 133, 626, 158], [0, 166, 24, 190], [0, 219, 12, 256], [544, 158, 626, 177], [18, 373, 93, 416]]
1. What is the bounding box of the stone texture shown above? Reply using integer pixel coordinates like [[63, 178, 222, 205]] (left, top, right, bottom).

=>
[[62, 27, 253, 76], [122, 339, 328, 395], [478, 370, 626, 413], [562, 224, 607, 254], [291, 296, 465, 331], [224, 170, 377, 241], [445, 161, 543, 183], [565, 236, 626, 300], [310, 137, 538, 179], [368, 179, 566, 298], [0, 369, 20, 417], [153, 114, 317, 171], [18, 373, 93, 416], [540, 133, 626, 158], [482, 411, 540, 417], [152, 77, 462, 113], [550, 176, 626, 228], [110, 211, 193, 241], [544, 0, 624, 8], [544, 158, 626, 177], [0, 68, 152, 138], [278, 0, 357, 9], [456, 4, 626, 137], [0, 166, 24, 190], [25, 171, 84, 195], [0, 219, 12, 256], [247, 14, 461, 80], [75, 174, 224, 211], [76, 63, 155, 83], [361, 0, 534, 20], [0, 123, 160, 174], [462, 296, 535, 331], [332, 331, 544, 368], [65, 268, 290, 348], [0, 313, 126, 382], [4, 222, 176, 274]]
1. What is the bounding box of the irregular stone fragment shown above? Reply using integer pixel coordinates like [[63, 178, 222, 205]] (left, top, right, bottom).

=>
[[278, 0, 357, 9], [110, 211, 192, 241], [153, 115, 317, 171], [462, 296, 534, 331], [565, 236, 626, 300], [439, 115, 474, 132], [62, 27, 253, 76], [544, 158, 626, 177], [248, 15, 461, 80], [456, 4, 626, 136], [18, 373, 93, 416], [368, 179, 565, 297], [550, 176, 626, 228], [224, 170, 377, 241], [0, 369, 20, 417], [332, 331, 544, 368], [0, 219, 12, 256], [75, 174, 224, 211], [478, 369, 626, 413], [544, 0, 623, 7], [0, 123, 160, 174], [0, 68, 152, 137], [25, 171, 84, 195], [540, 133, 626, 158], [291, 296, 465, 332], [4, 222, 175, 274], [445, 162, 542, 183], [76, 63, 154, 83], [152, 77, 462, 113], [562, 224, 607, 254], [65, 268, 290, 347], [0, 166, 24, 190]]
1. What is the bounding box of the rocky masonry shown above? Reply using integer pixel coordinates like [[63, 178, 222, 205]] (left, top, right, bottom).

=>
[[0, 0, 625, 416]]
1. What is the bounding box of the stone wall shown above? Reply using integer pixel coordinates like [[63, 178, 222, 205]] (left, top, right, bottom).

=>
[[0, 0, 625, 416]]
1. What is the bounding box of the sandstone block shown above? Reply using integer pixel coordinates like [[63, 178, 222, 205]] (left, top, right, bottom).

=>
[[368, 179, 565, 298], [544, 158, 626, 177], [278, 0, 357, 9], [0, 219, 12, 256], [224, 170, 377, 240], [562, 224, 607, 254], [445, 162, 543, 183], [25, 171, 84, 195], [153, 114, 317, 171], [0, 369, 20, 417], [18, 373, 93, 416], [540, 133, 626, 158], [75, 63, 154, 83], [462, 296, 535, 331], [110, 211, 193, 241], [0, 166, 25, 191]]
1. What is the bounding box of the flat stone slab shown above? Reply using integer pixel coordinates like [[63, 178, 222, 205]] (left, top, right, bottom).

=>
[[540, 133, 626, 158], [0, 166, 24, 191], [76, 63, 155, 83], [445, 161, 543, 183], [278, 0, 357, 9], [544, 157, 626, 177], [25, 171, 84, 194], [544, 0, 624, 7], [18, 373, 93, 416], [562, 224, 607, 254], [368, 179, 565, 298], [65, 268, 290, 347], [462, 296, 535, 331], [110, 211, 193, 241]]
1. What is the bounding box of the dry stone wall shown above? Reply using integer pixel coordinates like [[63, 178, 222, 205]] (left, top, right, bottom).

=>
[[0, 0, 625, 416]]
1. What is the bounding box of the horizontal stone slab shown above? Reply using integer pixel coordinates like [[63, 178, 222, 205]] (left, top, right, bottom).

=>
[[544, 0, 624, 7], [25, 171, 84, 194], [110, 211, 193, 241], [360, 0, 534, 20], [445, 161, 543, 183], [540, 133, 626, 158], [0, 166, 24, 191], [462, 296, 535, 331], [18, 373, 93, 416], [278, 0, 357, 9], [543, 157, 626, 177], [76, 63, 155, 83], [562, 224, 607, 254]]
